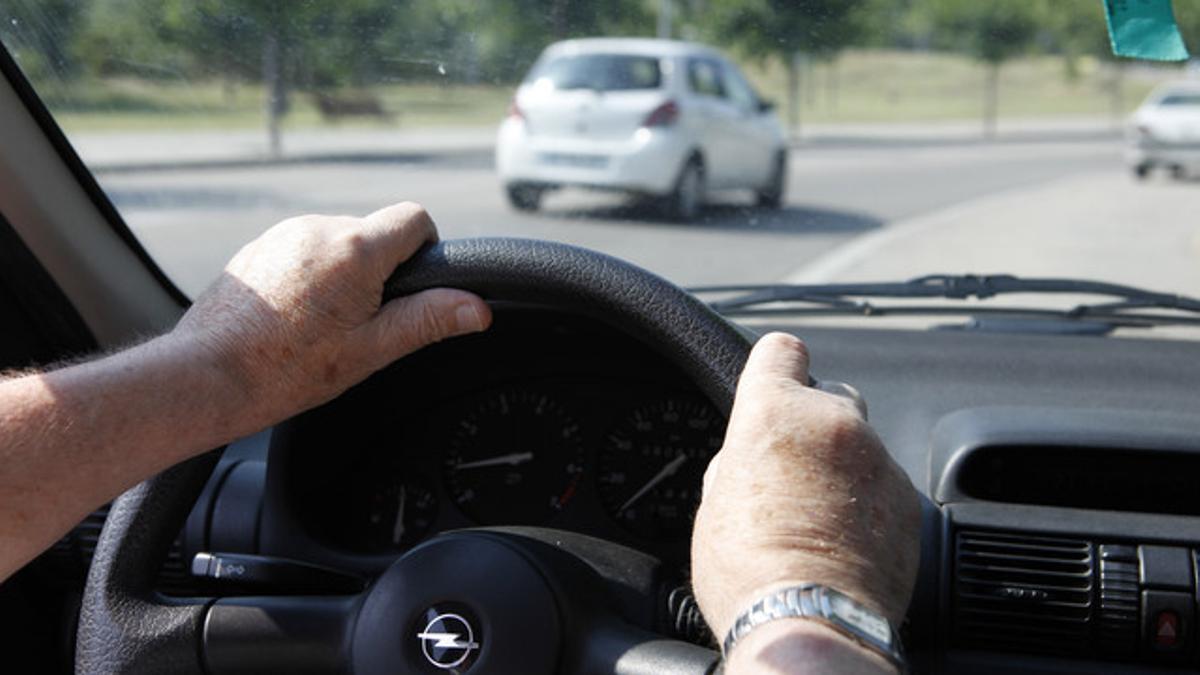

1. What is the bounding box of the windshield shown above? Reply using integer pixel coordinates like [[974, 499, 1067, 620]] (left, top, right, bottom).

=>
[[1, 0, 1199, 335]]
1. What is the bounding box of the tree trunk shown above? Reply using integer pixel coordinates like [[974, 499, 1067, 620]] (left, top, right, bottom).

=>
[[657, 0, 673, 39], [787, 52, 802, 140], [826, 58, 839, 112], [551, 0, 570, 40], [263, 30, 285, 159], [982, 62, 999, 139], [1108, 61, 1126, 130], [222, 73, 237, 107], [805, 57, 818, 109]]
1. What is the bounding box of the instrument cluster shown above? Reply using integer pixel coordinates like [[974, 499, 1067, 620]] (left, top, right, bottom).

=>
[[282, 308, 727, 564]]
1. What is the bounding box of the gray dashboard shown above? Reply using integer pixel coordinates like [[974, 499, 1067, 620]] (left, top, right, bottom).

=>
[[785, 326, 1200, 484], [783, 325, 1200, 672]]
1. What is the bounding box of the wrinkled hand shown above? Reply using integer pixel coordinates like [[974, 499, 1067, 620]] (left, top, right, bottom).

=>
[[173, 202, 491, 428], [691, 333, 920, 641]]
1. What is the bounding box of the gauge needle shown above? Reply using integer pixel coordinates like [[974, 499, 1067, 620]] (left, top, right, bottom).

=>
[[392, 486, 407, 545], [454, 451, 535, 470], [618, 453, 687, 515]]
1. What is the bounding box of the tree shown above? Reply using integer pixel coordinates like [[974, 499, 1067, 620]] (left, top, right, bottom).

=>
[[1037, 0, 1130, 125], [0, 0, 88, 80], [707, 0, 868, 137], [921, 0, 1039, 137], [1172, 0, 1200, 56]]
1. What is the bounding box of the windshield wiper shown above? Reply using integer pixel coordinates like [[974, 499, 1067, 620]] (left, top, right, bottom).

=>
[[690, 274, 1200, 327]]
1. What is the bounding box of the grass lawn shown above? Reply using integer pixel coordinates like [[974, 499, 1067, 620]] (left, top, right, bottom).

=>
[[740, 49, 1189, 124], [43, 49, 1191, 134], [49, 80, 513, 132]]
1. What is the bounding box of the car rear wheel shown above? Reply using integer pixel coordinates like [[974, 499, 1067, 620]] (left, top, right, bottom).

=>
[[756, 151, 787, 209], [667, 157, 705, 222], [1133, 164, 1151, 180], [505, 183, 544, 211]]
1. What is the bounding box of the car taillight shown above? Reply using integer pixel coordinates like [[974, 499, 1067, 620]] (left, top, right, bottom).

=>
[[642, 100, 679, 128], [1137, 123, 1153, 137], [508, 99, 524, 120]]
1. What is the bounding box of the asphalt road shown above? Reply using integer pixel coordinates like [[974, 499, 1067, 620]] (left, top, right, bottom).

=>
[[96, 138, 1122, 297]]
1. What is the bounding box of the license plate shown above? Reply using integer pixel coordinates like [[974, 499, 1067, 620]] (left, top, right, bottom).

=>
[[538, 153, 609, 169]]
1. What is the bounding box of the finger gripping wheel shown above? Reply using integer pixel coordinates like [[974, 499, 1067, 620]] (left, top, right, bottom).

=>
[[77, 238, 750, 674]]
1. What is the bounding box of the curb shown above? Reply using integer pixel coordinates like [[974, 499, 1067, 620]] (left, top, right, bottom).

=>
[[790, 128, 1123, 150], [88, 144, 496, 174]]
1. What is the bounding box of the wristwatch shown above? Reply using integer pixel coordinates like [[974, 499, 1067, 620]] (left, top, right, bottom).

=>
[[722, 584, 907, 672]]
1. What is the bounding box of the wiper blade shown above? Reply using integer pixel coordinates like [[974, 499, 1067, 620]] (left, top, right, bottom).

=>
[[691, 274, 1200, 320]]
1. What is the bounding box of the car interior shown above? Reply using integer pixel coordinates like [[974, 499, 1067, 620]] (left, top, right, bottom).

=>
[[3, 4, 1200, 675]]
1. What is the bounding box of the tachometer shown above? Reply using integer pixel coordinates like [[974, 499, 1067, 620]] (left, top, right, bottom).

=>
[[442, 388, 584, 525], [596, 396, 724, 540]]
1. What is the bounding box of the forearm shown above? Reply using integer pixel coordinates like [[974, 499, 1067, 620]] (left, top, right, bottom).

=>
[[0, 335, 250, 580], [724, 620, 896, 675]]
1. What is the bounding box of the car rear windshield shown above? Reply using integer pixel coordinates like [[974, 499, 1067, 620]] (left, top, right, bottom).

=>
[[1158, 93, 1200, 106], [529, 54, 662, 92]]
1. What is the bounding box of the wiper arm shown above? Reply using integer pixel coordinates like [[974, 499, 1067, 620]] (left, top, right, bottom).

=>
[[691, 274, 1200, 317]]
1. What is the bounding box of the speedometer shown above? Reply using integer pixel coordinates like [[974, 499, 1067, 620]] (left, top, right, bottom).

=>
[[596, 396, 724, 540], [442, 388, 584, 525]]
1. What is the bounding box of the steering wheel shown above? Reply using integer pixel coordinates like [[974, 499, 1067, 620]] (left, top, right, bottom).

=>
[[76, 238, 752, 674]]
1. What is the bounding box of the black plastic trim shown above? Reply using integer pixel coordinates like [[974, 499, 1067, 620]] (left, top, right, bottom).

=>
[[929, 406, 1200, 505], [0, 212, 96, 365], [0, 41, 190, 307], [945, 503, 1200, 546]]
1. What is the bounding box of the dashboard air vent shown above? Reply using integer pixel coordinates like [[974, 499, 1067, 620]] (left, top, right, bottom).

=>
[[953, 530, 1094, 656]]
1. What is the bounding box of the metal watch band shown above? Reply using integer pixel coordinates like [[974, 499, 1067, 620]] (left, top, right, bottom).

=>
[[721, 584, 906, 672]]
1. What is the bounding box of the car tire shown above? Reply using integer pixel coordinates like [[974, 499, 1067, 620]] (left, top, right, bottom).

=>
[[667, 156, 705, 221], [1134, 164, 1151, 180], [756, 151, 787, 209], [506, 183, 544, 211]]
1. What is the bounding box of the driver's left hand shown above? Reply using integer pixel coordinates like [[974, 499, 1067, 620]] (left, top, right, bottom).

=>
[[172, 202, 492, 432]]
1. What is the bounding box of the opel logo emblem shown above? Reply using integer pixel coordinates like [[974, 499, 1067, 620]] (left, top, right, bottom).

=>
[[417, 612, 481, 670]]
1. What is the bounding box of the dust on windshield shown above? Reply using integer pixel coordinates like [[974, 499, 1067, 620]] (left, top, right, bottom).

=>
[[1, 0, 1198, 317]]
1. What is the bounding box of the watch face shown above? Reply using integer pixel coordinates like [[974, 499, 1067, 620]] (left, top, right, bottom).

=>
[[827, 590, 892, 647]]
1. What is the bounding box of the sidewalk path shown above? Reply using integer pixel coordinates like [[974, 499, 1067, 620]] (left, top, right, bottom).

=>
[[68, 116, 1122, 172], [795, 115, 1122, 146], [72, 127, 499, 172]]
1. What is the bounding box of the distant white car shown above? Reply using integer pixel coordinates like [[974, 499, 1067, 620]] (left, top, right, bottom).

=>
[[1128, 81, 1200, 179], [496, 38, 788, 220]]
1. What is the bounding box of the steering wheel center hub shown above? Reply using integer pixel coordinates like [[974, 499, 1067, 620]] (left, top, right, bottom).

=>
[[352, 532, 560, 675]]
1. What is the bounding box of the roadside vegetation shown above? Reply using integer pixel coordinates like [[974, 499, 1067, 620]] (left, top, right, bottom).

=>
[[1, 0, 1196, 139], [43, 51, 1179, 133]]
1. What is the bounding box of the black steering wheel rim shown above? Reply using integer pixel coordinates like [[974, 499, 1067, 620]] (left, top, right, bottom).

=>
[[76, 237, 752, 674]]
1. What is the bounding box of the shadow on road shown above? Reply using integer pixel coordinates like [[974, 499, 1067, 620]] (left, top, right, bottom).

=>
[[540, 200, 883, 235]]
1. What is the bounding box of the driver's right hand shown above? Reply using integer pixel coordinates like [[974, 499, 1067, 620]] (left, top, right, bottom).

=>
[[691, 332, 921, 644]]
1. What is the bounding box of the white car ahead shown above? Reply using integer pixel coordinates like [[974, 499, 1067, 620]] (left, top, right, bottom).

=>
[[1128, 80, 1200, 180], [496, 38, 788, 220]]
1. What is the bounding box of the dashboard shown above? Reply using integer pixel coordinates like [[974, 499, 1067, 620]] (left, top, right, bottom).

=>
[[267, 307, 725, 572], [147, 308, 1200, 673]]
